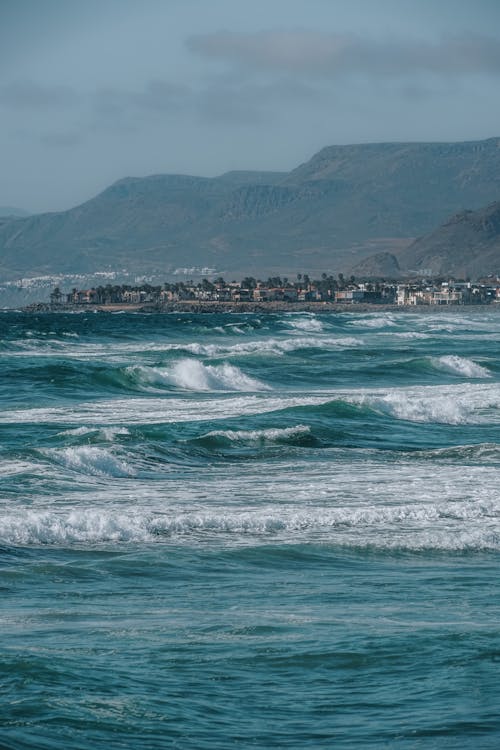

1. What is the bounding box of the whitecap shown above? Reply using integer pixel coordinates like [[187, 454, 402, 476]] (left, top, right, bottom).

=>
[[349, 314, 396, 328], [2, 497, 498, 550], [286, 316, 324, 333], [57, 426, 130, 441], [200, 425, 311, 442], [128, 360, 270, 392], [0, 459, 42, 477], [45, 446, 135, 478], [431, 355, 491, 378]]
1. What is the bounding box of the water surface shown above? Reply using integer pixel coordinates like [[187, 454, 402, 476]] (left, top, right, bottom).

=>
[[1, 309, 499, 748]]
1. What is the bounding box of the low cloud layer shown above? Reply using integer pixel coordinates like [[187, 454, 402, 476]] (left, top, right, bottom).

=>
[[188, 30, 500, 78]]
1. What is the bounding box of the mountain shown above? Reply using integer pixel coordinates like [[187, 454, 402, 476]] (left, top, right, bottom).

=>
[[397, 201, 500, 278], [1, 137, 500, 279], [0, 206, 30, 218], [349, 252, 401, 279]]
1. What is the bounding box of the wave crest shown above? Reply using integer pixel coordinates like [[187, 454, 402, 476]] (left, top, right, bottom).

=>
[[196, 425, 312, 446], [46, 446, 135, 477], [121, 360, 270, 392], [2, 500, 499, 550], [431, 355, 491, 378]]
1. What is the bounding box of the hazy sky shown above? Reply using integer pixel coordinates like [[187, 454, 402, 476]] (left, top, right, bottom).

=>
[[1, 0, 500, 212]]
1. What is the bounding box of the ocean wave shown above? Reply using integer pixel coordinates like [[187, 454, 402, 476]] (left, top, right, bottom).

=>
[[0, 459, 43, 477], [226, 325, 247, 334], [1, 334, 363, 360], [57, 426, 130, 441], [195, 425, 312, 446], [354, 383, 500, 425], [1, 383, 498, 427], [418, 443, 500, 462], [127, 360, 270, 392], [161, 336, 363, 357], [430, 355, 491, 378], [45, 446, 135, 478], [348, 314, 397, 328], [390, 331, 429, 339], [286, 316, 324, 332], [2, 499, 498, 549], [0, 394, 325, 426]]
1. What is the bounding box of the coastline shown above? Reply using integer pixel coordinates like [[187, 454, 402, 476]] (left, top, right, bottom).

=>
[[20, 300, 500, 314]]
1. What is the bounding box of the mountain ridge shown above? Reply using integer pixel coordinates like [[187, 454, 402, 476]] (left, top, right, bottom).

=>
[[1, 137, 500, 279]]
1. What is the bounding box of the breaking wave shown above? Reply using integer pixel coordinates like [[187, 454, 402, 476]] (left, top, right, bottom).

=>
[[57, 426, 130, 441], [349, 314, 397, 328], [431, 355, 491, 378], [353, 383, 500, 425], [195, 425, 313, 446], [126, 360, 270, 392], [286, 316, 324, 332], [45, 446, 135, 477], [148, 336, 363, 357], [2, 500, 498, 550]]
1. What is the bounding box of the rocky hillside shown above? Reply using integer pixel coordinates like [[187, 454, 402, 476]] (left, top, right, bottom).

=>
[[1, 138, 500, 279], [349, 252, 401, 279], [398, 201, 500, 278]]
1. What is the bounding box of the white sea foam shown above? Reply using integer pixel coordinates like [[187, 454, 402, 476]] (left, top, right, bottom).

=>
[[3, 335, 363, 360], [2, 450, 499, 549], [391, 331, 429, 339], [227, 326, 246, 334], [128, 360, 270, 392], [170, 360, 270, 391], [200, 425, 311, 442], [350, 314, 396, 328], [420, 442, 500, 462], [46, 446, 135, 477], [286, 316, 324, 332], [2, 497, 498, 549], [58, 426, 130, 440], [0, 394, 324, 426], [0, 459, 42, 477], [431, 355, 491, 378], [0, 383, 498, 427], [162, 336, 363, 357], [351, 382, 500, 425]]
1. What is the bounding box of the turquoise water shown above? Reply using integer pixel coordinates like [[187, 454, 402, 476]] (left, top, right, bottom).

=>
[[1, 309, 499, 749]]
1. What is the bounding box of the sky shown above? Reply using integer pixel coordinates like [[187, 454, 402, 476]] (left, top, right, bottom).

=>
[[1, 0, 500, 213]]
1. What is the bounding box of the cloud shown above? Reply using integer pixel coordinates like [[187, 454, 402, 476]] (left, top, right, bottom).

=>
[[196, 77, 316, 123], [88, 77, 311, 126], [91, 80, 192, 122], [0, 81, 78, 109], [187, 30, 500, 78]]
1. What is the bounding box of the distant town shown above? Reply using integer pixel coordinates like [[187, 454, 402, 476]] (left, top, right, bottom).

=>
[[45, 273, 500, 309]]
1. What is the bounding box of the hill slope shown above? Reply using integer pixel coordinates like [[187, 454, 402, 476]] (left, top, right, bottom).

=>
[[1, 138, 500, 278], [398, 201, 500, 278]]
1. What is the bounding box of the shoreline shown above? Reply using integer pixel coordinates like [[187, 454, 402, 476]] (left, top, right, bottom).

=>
[[19, 301, 500, 314]]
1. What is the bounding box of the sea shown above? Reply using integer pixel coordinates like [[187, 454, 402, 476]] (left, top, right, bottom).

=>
[[1, 308, 499, 749]]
